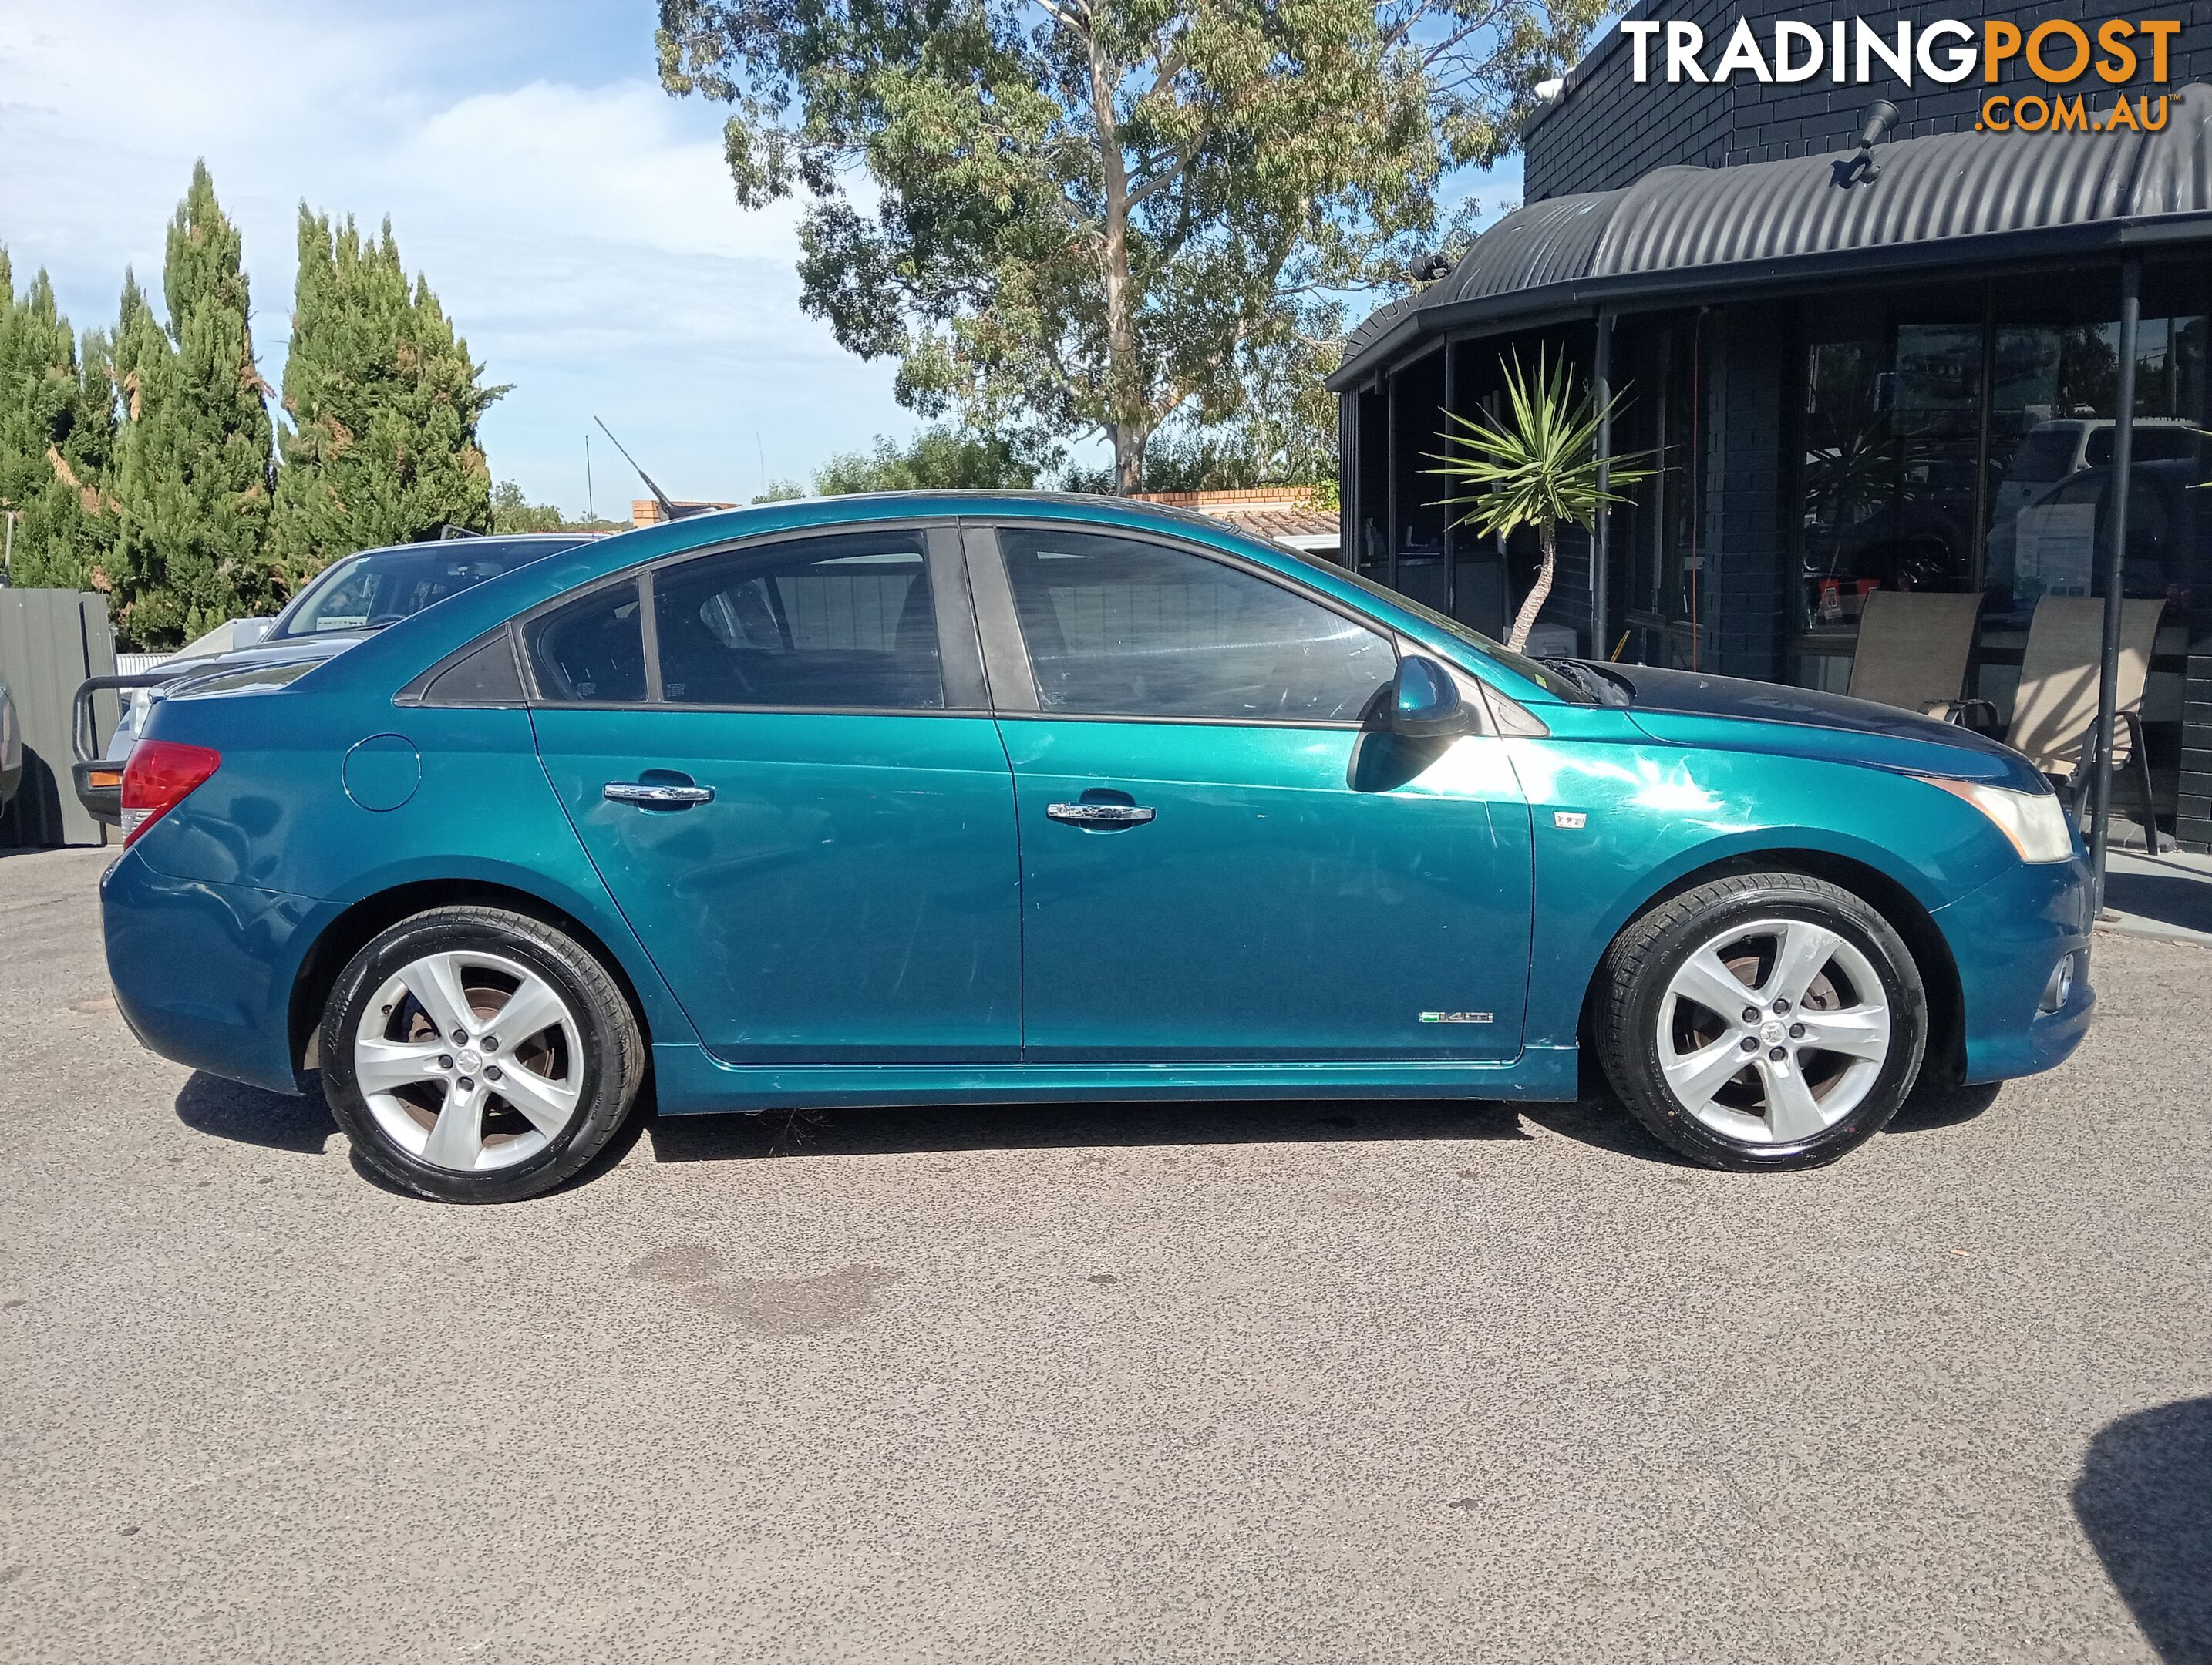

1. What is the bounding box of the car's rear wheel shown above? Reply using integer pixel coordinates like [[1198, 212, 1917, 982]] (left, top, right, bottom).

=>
[[320, 906, 642, 1202], [1595, 873, 1928, 1170]]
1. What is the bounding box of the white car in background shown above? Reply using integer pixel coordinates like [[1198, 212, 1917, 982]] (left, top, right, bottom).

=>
[[1992, 417, 2200, 523], [72, 533, 594, 824]]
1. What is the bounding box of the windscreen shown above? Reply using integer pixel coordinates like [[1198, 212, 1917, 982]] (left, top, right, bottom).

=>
[[272, 538, 592, 639]]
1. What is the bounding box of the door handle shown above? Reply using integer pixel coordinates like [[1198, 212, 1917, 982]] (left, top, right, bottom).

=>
[[1046, 801, 1154, 827], [604, 782, 715, 808]]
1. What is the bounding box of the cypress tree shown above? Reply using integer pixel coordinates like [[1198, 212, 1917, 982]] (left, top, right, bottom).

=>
[[269, 211, 505, 582], [0, 250, 113, 592], [109, 163, 277, 648]]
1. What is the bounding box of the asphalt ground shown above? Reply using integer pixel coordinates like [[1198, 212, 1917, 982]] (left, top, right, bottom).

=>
[[2, 843, 2208, 1664]]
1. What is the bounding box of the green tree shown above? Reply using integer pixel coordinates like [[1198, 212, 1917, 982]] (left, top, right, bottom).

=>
[[270, 210, 507, 584], [0, 251, 115, 592], [490, 479, 622, 533], [1428, 349, 1649, 653], [657, 0, 1601, 493], [108, 164, 278, 646], [490, 479, 564, 533], [814, 426, 1041, 495]]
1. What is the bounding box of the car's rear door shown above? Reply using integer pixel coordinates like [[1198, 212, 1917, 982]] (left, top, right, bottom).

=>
[[528, 523, 1021, 1061], [968, 520, 1532, 1063]]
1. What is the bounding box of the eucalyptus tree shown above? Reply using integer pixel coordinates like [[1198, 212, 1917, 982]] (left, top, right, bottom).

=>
[[657, 0, 1604, 492]]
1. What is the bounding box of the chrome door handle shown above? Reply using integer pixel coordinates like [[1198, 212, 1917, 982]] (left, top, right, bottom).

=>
[[1046, 801, 1154, 826], [603, 782, 715, 807]]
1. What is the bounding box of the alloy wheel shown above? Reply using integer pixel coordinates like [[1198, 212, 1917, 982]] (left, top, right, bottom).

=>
[[352, 950, 584, 1172], [1655, 916, 1892, 1145]]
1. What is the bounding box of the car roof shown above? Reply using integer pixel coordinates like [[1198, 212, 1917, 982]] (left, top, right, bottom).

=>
[[341, 533, 599, 557], [648, 490, 1269, 542]]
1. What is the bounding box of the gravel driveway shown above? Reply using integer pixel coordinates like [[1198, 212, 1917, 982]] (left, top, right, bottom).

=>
[[2, 844, 2207, 1663]]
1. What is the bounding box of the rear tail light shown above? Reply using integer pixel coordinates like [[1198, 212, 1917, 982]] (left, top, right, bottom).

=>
[[120, 740, 221, 846]]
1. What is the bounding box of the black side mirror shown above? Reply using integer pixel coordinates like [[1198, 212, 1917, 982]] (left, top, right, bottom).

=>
[[1389, 654, 1467, 737]]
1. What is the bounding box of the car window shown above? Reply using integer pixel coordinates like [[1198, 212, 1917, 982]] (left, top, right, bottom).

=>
[[273, 538, 588, 639], [2130, 428, 2197, 464], [2008, 428, 2080, 485], [996, 528, 1392, 722], [527, 580, 648, 703], [651, 530, 943, 709]]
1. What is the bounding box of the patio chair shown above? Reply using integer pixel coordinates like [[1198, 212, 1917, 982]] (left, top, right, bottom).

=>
[[1845, 590, 1982, 715], [1999, 596, 2167, 853]]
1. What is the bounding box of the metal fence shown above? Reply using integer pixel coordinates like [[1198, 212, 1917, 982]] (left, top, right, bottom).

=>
[[0, 589, 117, 849]]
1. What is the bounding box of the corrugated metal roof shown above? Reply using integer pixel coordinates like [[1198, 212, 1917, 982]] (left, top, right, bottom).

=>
[[1335, 83, 2212, 389]]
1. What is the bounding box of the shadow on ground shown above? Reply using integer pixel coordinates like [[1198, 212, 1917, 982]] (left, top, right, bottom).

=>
[[2073, 1397, 2212, 1662], [2103, 866, 2212, 937], [176, 1068, 2004, 1175], [647, 1095, 1537, 1165], [175, 1071, 336, 1155]]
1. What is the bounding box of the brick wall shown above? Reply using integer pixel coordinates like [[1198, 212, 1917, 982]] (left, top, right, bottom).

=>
[[1526, 0, 2212, 201], [2182, 654, 2212, 849]]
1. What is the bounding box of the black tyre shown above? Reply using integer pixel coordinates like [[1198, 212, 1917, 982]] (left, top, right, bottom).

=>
[[320, 905, 643, 1202], [1594, 873, 1927, 1171]]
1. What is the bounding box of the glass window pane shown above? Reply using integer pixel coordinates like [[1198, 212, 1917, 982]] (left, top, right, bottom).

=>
[[527, 580, 647, 703], [653, 531, 943, 709], [1985, 300, 2210, 621], [996, 528, 1393, 721]]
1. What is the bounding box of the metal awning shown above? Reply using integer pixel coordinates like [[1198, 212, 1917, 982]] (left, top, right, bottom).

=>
[[1330, 82, 2212, 391]]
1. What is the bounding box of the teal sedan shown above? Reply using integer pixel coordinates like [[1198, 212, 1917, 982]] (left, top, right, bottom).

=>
[[101, 493, 2093, 1202]]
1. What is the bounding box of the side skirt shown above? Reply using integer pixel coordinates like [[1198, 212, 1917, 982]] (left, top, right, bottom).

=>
[[649, 1044, 1582, 1115]]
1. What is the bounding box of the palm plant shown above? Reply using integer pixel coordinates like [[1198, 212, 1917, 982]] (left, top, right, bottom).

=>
[[1427, 350, 1652, 654]]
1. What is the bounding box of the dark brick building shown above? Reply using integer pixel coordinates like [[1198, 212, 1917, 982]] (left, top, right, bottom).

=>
[[1523, 0, 2212, 197], [1333, 0, 2212, 849]]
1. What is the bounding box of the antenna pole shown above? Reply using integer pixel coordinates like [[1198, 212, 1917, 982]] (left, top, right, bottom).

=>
[[592, 416, 682, 522]]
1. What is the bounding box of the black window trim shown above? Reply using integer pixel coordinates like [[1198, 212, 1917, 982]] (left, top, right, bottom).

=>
[[509, 519, 992, 717], [963, 519, 1405, 732]]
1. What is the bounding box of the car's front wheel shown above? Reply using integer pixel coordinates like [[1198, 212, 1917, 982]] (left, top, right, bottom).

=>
[[320, 906, 643, 1202], [1595, 873, 1928, 1170]]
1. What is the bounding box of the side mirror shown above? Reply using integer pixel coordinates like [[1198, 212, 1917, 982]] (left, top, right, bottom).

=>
[[1389, 654, 1467, 737]]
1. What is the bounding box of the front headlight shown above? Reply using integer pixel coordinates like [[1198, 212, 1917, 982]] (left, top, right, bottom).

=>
[[1925, 777, 2077, 863]]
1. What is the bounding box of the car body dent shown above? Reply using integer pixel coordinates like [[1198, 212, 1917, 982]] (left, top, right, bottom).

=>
[[120, 694, 698, 1064]]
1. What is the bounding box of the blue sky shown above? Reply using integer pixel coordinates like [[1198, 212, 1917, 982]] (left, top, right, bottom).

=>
[[2, 0, 1520, 517]]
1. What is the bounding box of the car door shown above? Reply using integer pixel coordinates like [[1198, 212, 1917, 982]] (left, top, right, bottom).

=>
[[528, 523, 1021, 1062], [968, 520, 1532, 1063]]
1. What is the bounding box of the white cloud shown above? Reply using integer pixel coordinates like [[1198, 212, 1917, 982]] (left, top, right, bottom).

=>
[[0, 0, 911, 512]]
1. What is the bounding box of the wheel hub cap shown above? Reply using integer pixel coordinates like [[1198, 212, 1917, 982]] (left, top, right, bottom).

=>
[[1655, 917, 1892, 1147], [353, 950, 584, 1174]]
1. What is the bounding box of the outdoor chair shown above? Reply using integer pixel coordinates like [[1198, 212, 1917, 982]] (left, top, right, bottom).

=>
[[1845, 590, 1982, 716], [1985, 596, 2167, 854]]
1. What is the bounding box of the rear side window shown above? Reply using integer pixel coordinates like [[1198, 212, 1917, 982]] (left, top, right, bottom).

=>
[[424, 633, 525, 705], [651, 530, 943, 709], [2133, 427, 2199, 464], [995, 528, 1392, 722], [527, 580, 647, 703]]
